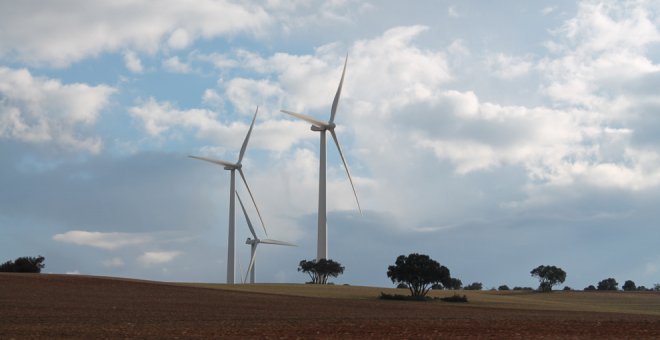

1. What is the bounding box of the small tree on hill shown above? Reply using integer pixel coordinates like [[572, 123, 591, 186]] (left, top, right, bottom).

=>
[[584, 285, 596, 291], [597, 278, 618, 291], [464, 282, 483, 290], [386, 253, 451, 297], [622, 280, 636, 291], [298, 259, 344, 284], [530, 265, 566, 292], [498, 285, 510, 291], [0, 256, 45, 273], [447, 278, 462, 290]]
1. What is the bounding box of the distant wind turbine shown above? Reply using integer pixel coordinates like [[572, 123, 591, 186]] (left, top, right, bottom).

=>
[[236, 191, 295, 284], [189, 107, 266, 284], [281, 55, 361, 260]]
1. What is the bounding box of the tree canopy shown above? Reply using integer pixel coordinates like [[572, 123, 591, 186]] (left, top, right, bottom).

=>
[[386, 253, 451, 297], [297, 259, 344, 284], [597, 278, 618, 291], [0, 256, 45, 273], [622, 280, 636, 291], [530, 265, 566, 292]]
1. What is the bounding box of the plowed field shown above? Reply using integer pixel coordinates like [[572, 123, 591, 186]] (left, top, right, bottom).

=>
[[2, 273, 659, 339]]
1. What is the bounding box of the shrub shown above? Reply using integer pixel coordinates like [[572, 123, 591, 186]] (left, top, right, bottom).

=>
[[563, 286, 572, 291], [498, 285, 510, 291], [440, 294, 468, 303], [584, 285, 596, 291]]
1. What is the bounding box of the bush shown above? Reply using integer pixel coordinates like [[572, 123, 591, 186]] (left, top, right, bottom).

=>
[[440, 294, 468, 303], [563, 286, 572, 291], [584, 285, 596, 291], [0, 256, 45, 273], [512, 286, 534, 291], [498, 285, 510, 291]]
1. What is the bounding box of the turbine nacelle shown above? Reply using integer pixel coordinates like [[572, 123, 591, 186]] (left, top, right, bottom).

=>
[[310, 122, 336, 131]]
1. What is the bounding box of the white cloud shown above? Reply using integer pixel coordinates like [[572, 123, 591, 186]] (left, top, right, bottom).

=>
[[163, 56, 192, 73], [0, 1, 271, 67], [53, 230, 150, 250], [448, 6, 459, 17], [138, 251, 182, 265], [123, 50, 144, 73], [102, 257, 125, 268], [129, 98, 312, 152], [0, 67, 115, 153], [167, 28, 191, 49], [487, 53, 534, 79]]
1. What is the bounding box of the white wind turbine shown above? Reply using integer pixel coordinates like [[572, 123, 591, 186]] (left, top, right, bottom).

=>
[[236, 191, 295, 284], [281, 55, 361, 260], [189, 107, 266, 284]]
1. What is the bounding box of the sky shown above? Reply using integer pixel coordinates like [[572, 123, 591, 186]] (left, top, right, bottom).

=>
[[2, 0, 660, 290]]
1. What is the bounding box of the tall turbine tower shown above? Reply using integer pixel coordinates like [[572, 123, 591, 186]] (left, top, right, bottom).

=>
[[236, 191, 294, 283], [281, 56, 361, 260], [189, 107, 266, 284]]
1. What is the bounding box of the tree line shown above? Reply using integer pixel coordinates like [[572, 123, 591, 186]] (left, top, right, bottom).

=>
[[0, 256, 45, 273]]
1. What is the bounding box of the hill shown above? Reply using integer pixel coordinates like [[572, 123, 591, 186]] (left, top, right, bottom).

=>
[[2, 273, 659, 338]]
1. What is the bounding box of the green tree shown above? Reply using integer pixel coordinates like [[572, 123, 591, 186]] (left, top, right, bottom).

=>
[[297, 259, 344, 284], [386, 253, 451, 297], [597, 278, 618, 291], [447, 278, 462, 290], [530, 265, 566, 292], [464, 282, 483, 290], [0, 256, 45, 273], [498, 285, 510, 291], [622, 280, 636, 291]]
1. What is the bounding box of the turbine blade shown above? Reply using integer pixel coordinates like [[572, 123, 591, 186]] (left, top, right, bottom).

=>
[[245, 245, 258, 283], [280, 110, 328, 128], [330, 55, 348, 125], [188, 155, 236, 168], [236, 191, 257, 239], [260, 239, 296, 246], [238, 168, 268, 237], [330, 129, 362, 214], [238, 106, 258, 164]]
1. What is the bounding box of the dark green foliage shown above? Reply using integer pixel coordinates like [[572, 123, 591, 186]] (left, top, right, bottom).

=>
[[0, 256, 45, 273], [513, 286, 534, 291], [297, 258, 344, 284], [622, 280, 636, 291], [440, 294, 468, 303], [563, 286, 572, 291], [379, 293, 429, 301], [446, 278, 462, 290], [397, 283, 409, 289], [597, 278, 618, 291], [584, 285, 596, 291], [464, 282, 483, 290], [378, 293, 468, 303], [530, 265, 566, 292], [637, 286, 648, 291], [386, 253, 451, 297], [498, 285, 510, 291]]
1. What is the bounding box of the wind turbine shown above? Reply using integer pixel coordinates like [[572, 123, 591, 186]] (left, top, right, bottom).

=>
[[189, 107, 266, 284], [236, 191, 295, 284], [280, 55, 361, 261]]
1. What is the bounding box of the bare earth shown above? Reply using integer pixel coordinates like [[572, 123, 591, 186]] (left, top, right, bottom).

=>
[[2, 274, 660, 339]]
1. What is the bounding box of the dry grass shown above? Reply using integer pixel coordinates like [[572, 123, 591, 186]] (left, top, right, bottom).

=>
[[181, 282, 660, 316]]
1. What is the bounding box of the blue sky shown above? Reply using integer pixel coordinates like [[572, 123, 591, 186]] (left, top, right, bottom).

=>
[[2, 0, 660, 289]]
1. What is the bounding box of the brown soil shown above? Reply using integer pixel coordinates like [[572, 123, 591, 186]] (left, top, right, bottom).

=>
[[2, 273, 659, 339]]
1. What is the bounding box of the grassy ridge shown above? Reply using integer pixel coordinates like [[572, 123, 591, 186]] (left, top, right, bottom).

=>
[[181, 283, 660, 316]]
